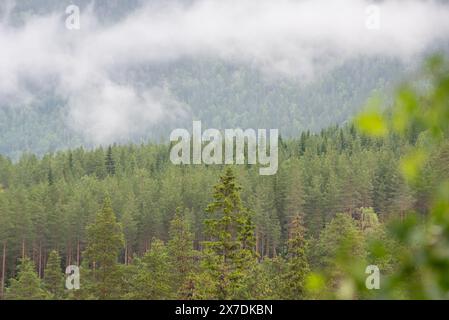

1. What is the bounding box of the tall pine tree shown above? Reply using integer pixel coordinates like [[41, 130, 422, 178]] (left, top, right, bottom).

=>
[[43, 250, 65, 299], [84, 197, 124, 299], [199, 168, 257, 299], [6, 258, 50, 300]]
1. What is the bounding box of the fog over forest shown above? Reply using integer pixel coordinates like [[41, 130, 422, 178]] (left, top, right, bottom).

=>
[[0, 0, 448, 158]]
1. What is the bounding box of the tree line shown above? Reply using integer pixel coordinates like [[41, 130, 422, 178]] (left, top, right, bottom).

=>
[[1, 55, 448, 299], [0, 122, 446, 299]]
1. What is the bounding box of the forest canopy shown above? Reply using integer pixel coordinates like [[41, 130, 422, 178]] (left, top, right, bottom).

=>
[[1, 55, 449, 299]]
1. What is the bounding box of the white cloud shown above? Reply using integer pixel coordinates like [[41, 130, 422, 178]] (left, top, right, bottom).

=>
[[68, 80, 186, 144], [0, 0, 448, 143]]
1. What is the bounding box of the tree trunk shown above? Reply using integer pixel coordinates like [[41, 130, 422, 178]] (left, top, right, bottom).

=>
[[124, 241, 128, 265], [77, 240, 80, 266], [255, 231, 259, 257], [38, 241, 42, 278], [1, 242, 6, 299], [21, 239, 25, 259], [67, 242, 72, 266], [265, 238, 269, 257]]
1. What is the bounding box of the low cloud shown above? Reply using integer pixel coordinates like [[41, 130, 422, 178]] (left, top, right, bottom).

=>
[[0, 0, 449, 143], [68, 81, 186, 144]]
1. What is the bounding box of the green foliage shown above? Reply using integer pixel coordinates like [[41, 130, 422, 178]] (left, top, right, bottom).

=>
[[168, 208, 197, 298], [84, 197, 124, 299], [279, 214, 309, 299], [43, 250, 64, 299], [199, 168, 257, 299], [1, 56, 449, 299], [355, 98, 387, 137], [315, 213, 366, 283], [105, 146, 116, 176], [353, 55, 449, 299], [6, 258, 50, 300], [126, 239, 173, 300]]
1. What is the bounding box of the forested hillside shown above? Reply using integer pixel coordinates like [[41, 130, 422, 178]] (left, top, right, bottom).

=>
[[1, 1, 449, 301], [0, 121, 447, 299], [0, 56, 406, 159], [2, 54, 449, 300], [0, 0, 412, 158]]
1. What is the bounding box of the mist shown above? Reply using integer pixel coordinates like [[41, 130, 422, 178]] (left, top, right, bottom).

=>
[[1, 0, 449, 144]]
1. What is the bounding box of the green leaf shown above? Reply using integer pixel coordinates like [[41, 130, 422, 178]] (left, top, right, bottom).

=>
[[400, 150, 427, 181], [355, 98, 387, 137]]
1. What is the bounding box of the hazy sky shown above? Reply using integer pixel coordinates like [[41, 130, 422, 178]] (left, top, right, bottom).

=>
[[1, 0, 449, 143]]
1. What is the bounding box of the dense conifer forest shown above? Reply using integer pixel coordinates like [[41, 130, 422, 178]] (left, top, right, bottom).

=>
[[1, 1, 449, 301], [1, 57, 449, 298]]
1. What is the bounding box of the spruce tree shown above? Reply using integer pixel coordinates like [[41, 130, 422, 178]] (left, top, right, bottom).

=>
[[316, 213, 366, 286], [280, 214, 309, 299], [43, 250, 65, 299], [0, 193, 13, 299], [47, 166, 54, 186], [168, 207, 196, 297], [200, 167, 256, 299], [105, 146, 116, 176], [84, 197, 124, 299], [121, 193, 138, 265], [6, 258, 50, 300], [126, 239, 173, 299]]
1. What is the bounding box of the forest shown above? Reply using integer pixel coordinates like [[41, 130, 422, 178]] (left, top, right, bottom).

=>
[[0, 1, 408, 159], [0, 55, 448, 300]]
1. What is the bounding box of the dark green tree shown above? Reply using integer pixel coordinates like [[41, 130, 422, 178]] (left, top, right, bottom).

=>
[[105, 146, 116, 176], [43, 250, 65, 299], [200, 167, 257, 299], [168, 207, 197, 297], [84, 197, 124, 299], [6, 258, 50, 300], [280, 214, 309, 299], [126, 239, 173, 299]]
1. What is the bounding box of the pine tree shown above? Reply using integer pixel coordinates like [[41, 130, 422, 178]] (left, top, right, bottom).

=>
[[105, 146, 116, 176], [200, 167, 257, 299], [284, 159, 305, 238], [167, 207, 196, 297], [0, 193, 12, 299], [6, 258, 50, 300], [84, 197, 124, 299], [274, 166, 289, 251], [280, 214, 309, 299], [253, 181, 281, 258], [68, 151, 74, 172], [47, 166, 54, 186], [126, 239, 173, 299], [299, 132, 307, 156], [316, 213, 366, 287], [358, 207, 380, 233], [121, 193, 138, 265], [43, 250, 65, 299]]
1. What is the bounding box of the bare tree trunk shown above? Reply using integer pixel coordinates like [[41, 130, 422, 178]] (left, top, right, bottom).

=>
[[255, 232, 259, 257], [38, 241, 42, 278], [67, 242, 72, 266], [265, 238, 269, 258], [77, 240, 80, 266], [124, 241, 128, 265], [21, 239, 25, 259], [1, 242, 6, 299]]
